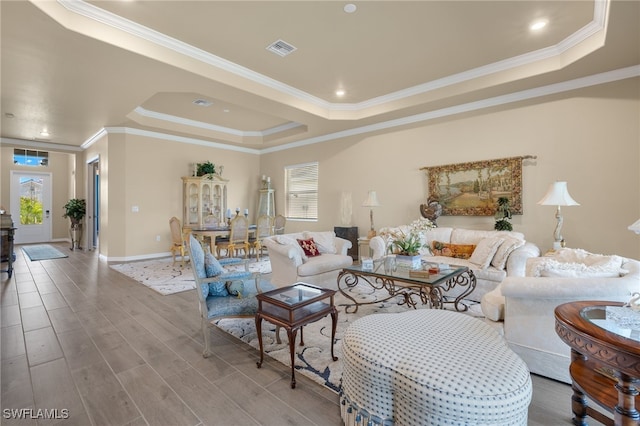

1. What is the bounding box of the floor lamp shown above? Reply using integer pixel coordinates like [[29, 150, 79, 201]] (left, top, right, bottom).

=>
[[537, 181, 580, 250], [362, 191, 380, 239]]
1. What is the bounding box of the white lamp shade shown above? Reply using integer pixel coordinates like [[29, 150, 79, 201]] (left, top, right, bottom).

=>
[[537, 181, 580, 206], [362, 190, 380, 207], [629, 219, 640, 234]]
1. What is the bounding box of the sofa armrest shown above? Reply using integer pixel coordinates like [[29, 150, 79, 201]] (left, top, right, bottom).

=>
[[506, 242, 541, 276], [263, 238, 303, 263], [334, 237, 352, 255]]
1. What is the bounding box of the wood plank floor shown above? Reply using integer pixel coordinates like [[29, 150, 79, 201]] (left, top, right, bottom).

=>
[[1, 243, 603, 425]]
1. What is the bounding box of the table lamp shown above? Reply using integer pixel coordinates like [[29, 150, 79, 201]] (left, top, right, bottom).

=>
[[537, 181, 580, 250], [362, 190, 380, 239]]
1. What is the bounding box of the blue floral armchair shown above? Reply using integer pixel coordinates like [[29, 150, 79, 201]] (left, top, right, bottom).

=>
[[188, 234, 274, 357]]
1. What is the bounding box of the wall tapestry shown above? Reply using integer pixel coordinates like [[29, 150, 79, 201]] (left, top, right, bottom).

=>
[[421, 156, 524, 216]]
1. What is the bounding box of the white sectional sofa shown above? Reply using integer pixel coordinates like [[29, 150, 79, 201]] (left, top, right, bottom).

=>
[[369, 226, 540, 302], [262, 231, 353, 289], [481, 249, 640, 383]]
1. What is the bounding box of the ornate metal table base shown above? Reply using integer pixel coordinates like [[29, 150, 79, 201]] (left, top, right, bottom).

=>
[[337, 267, 476, 314]]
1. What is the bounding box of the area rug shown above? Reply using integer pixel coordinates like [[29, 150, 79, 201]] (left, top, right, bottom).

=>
[[22, 244, 68, 261], [110, 257, 271, 295], [214, 283, 482, 393]]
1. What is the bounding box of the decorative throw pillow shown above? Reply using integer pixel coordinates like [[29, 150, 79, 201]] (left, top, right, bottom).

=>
[[431, 241, 476, 259], [469, 237, 504, 269], [303, 231, 337, 254], [226, 281, 244, 298], [297, 238, 321, 257], [491, 237, 526, 270], [209, 282, 229, 297], [204, 251, 224, 277]]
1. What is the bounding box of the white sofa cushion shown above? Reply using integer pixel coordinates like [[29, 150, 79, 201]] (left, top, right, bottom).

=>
[[303, 231, 337, 254], [481, 287, 505, 321], [469, 237, 504, 269], [527, 248, 627, 278], [275, 235, 308, 260], [491, 238, 526, 270], [297, 254, 353, 277]]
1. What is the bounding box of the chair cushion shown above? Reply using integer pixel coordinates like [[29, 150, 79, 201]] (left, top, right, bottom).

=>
[[205, 251, 225, 277], [205, 280, 275, 319], [297, 238, 321, 257]]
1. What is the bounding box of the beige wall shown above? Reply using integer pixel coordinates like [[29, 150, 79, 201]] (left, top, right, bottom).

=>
[[261, 78, 640, 259], [2, 78, 639, 260]]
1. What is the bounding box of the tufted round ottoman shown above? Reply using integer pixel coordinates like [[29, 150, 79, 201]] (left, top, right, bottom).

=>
[[340, 309, 532, 426]]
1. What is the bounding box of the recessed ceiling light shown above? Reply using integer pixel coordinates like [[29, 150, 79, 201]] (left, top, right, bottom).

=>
[[223, 109, 230, 113], [336, 89, 346, 97], [40, 130, 49, 137], [344, 4, 357, 13], [530, 19, 548, 31]]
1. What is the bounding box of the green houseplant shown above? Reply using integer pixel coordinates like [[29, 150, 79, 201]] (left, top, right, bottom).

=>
[[494, 197, 513, 231], [196, 161, 216, 176], [63, 198, 86, 249]]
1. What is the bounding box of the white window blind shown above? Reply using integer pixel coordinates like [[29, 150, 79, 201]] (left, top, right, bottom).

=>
[[285, 162, 318, 220]]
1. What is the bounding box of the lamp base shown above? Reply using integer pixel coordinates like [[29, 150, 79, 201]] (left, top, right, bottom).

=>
[[367, 229, 377, 239], [552, 241, 562, 250]]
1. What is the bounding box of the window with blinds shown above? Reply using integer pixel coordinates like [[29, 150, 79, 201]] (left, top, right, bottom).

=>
[[284, 162, 318, 221]]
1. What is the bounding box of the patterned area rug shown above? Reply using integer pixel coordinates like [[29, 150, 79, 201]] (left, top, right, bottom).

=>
[[22, 244, 68, 261], [110, 257, 271, 295], [214, 283, 483, 393]]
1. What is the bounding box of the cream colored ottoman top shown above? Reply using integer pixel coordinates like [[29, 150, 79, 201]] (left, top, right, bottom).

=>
[[340, 309, 532, 426]]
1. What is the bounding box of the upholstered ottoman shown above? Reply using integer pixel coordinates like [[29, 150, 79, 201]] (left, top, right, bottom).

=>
[[339, 309, 532, 426]]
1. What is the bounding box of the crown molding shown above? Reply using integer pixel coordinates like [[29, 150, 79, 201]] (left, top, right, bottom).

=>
[[56, 0, 610, 115], [0, 137, 84, 152]]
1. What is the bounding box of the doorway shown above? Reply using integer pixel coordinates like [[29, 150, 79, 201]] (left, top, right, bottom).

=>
[[87, 158, 100, 251], [10, 171, 53, 244]]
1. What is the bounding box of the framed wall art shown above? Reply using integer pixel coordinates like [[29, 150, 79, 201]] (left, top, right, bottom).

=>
[[421, 156, 525, 216]]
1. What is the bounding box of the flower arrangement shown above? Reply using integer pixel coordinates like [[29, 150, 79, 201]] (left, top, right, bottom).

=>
[[381, 218, 435, 256]]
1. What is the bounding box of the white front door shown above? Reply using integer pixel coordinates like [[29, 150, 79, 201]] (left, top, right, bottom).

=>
[[10, 171, 53, 244]]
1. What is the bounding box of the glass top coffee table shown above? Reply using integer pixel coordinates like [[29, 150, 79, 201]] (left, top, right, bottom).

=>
[[255, 282, 337, 389], [337, 263, 476, 313]]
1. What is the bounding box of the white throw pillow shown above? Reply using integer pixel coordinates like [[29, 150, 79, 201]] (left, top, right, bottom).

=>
[[491, 237, 526, 270], [469, 237, 504, 269], [528, 252, 626, 278], [303, 231, 337, 254], [275, 235, 307, 260]]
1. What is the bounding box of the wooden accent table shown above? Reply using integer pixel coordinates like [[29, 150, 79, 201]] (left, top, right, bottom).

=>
[[555, 301, 640, 426], [255, 283, 338, 389]]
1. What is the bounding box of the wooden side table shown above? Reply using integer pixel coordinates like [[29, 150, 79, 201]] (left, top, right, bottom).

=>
[[555, 301, 640, 425], [255, 283, 337, 388]]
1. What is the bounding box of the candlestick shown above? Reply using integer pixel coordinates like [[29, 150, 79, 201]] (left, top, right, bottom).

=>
[[244, 208, 249, 218]]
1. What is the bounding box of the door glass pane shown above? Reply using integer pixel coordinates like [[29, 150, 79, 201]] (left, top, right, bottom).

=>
[[19, 177, 44, 225]]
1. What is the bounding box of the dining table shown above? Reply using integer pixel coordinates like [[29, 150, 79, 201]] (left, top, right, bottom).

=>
[[188, 224, 256, 256]]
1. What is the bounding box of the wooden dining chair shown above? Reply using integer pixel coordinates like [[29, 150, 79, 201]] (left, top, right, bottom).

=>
[[169, 216, 189, 267], [250, 215, 273, 260], [217, 215, 250, 258]]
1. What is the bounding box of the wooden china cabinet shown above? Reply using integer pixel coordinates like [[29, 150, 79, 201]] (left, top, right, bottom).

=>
[[182, 173, 228, 228]]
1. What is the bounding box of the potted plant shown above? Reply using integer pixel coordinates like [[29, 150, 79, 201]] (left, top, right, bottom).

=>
[[196, 161, 216, 176], [63, 198, 86, 250], [494, 197, 513, 231], [382, 218, 435, 268]]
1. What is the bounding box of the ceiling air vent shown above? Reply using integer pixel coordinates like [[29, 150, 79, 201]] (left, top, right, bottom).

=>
[[266, 39, 297, 57], [192, 99, 213, 107]]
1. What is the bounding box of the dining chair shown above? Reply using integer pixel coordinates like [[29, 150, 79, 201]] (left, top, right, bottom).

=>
[[169, 216, 189, 267], [250, 215, 273, 260], [217, 215, 250, 258], [274, 214, 286, 235]]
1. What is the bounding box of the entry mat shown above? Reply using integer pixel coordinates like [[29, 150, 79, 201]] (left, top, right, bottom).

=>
[[22, 244, 68, 261]]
